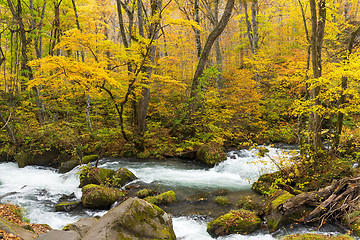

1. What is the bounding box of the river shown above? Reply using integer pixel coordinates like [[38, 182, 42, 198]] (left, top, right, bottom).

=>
[[0, 146, 342, 239]]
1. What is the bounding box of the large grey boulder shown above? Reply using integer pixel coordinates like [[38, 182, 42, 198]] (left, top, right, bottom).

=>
[[0, 216, 36, 240], [36, 230, 80, 240], [62, 217, 98, 238], [82, 198, 176, 240]]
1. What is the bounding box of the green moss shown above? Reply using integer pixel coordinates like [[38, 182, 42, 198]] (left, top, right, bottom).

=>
[[215, 196, 230, 205], [145, 190, 177, 205], [282, 234, 355, 240], [81, 184, 124, 209], [112, 168, 137, 187], [196, 142, 226, 166], [207, 209, 261, 237], [267, 218, 281, 231], [82, 155, 98, 164], [136, 189, 157, 198], [272, 192, 294, 210], [236, 196, 257, 210]]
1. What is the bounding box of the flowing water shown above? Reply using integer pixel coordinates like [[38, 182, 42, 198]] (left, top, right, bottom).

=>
[[0, 146, 340, 239]]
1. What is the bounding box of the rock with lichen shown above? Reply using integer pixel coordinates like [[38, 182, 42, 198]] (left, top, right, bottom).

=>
[[207, 209, 261, 237], [144, 190, 177, 205], [78, 167, 136, 188], [196, 142, 226, 166], [81, 198, 176, 240], [81, 184, 124, 209]]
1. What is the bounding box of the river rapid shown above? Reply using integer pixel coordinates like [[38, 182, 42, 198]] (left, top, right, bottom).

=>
[[0, 146, 342, 239]]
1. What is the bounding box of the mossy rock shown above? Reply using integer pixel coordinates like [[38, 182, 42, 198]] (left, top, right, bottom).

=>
[[59, 159, 79, 173], [236, 196, 258, 211], [282, 234, 355, 240], [136, 189, 157, 199], [266, 190, 310, 232], [15, 149, 70, 168], [112, 168, 137, 186], [145, 190, 177, 205], [81, 155, 98, 164], [78, 167, 115, 187], [215, 196, 230, 205], [55, 201, 81, 212], [81, 184, 125, 209], [79, 167, 136, 188], [196, 142, 226, 166], [271, 191, 294, 210], [252, 172, 280, 195], [207, 209, 261, 237], [81, 198, 176, 239]]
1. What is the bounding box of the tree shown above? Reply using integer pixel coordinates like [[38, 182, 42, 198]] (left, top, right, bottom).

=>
[[308, 0, 326, 152], [189, 0, 235, 114]]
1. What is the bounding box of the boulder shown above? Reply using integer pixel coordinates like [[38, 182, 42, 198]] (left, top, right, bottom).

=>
[[145, 190, 177, 205], [81, 184, 125, 209], [196, 142, 226, 166], [36, 230, 80, 240], [265, 190, 310, 232], [82, 198, 176, 240], [62, 217, 98, 238], [236, 196, 258, 211], [136, 188, 157, 198], [55, 201, 81, 212], [78, 167, 136, 188], [59, 160, 79, 173], [81, 155, 99, 164], [0, 216, 36, 240], [112, 168, 137, 186], [79, 167, 115, 187], [207, 209, 261, 237], [252, 172, 276, 195], [15, 149, 70, 168]]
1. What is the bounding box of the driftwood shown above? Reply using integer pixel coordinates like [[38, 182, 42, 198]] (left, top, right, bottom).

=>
[[279, 176, 360, 227]]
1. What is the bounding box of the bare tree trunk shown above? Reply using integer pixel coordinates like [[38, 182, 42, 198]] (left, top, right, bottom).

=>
[[189, 0, 235, 114], [308, 0, 326, 152], [49, 0, 62, 56], [244, 0, 258, 54], [6, 0, 33, 81], [194, 0, 202, 58], [116, 0, 129, 48], [214, 0, 223, 89]]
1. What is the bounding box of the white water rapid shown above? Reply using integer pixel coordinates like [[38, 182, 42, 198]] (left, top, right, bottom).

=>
[[0, 146, 331, 239]]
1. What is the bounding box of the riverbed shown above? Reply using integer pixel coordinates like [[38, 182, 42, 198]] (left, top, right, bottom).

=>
[[0, 146, 342, 239]]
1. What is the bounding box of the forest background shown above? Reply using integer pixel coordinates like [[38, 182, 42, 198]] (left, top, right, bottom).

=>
[[1, 0, 360, 165]]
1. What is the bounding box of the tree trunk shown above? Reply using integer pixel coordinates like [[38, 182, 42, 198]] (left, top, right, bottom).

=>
[[6, 0, 33, 81], [194, 0, 202, 58], [189, 0, 235, 114], [116, 0, 129, 48], [49, 0, 62, 56], [308, 0, 326, 152]]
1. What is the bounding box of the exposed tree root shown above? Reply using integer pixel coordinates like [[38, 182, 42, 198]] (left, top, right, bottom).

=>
[[279, 176, 360, 228]]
